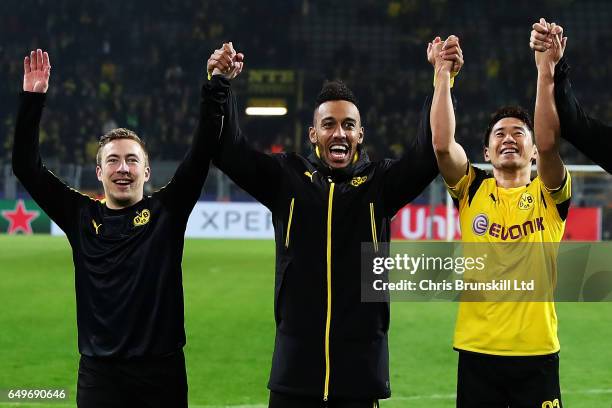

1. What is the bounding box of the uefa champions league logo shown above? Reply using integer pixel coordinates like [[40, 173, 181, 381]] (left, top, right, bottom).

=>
[[472, 214, 488, 236]]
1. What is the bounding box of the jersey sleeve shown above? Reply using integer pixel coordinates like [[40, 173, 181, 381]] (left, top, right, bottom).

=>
[[381, 94, 439, 216], [542, 169, 571, 204], [12, 92, 88, 235], [206, 76, 285, 211], [446, 162, 475, 200], [554, 58, 612, 174], [153, 82, 217, 216], [541, 169, 572, 221]]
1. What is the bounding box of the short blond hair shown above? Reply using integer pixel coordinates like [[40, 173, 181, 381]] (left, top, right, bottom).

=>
[[96, 128, 149, 166]]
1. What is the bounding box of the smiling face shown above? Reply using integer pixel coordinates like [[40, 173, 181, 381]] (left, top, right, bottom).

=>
[[484, 117, 537, 171], [308, 100, 364, 169], [96, 138, 150, 209]]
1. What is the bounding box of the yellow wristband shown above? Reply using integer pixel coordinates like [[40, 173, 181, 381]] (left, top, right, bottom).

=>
[[433, 71, 457, 88], [207, 71, 212, 81]]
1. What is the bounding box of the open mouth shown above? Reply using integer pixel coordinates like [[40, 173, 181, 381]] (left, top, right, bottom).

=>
[[329, 144, 350, 161], [113, 179, 133, 188], [500, 147, 519, 156]]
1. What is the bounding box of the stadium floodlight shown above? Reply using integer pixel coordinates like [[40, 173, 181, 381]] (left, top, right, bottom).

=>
[[245, 107, 287, 116], [245, 98, 288, 116]]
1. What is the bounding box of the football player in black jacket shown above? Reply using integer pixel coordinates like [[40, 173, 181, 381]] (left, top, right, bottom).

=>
[[205, 41, 463, 407]]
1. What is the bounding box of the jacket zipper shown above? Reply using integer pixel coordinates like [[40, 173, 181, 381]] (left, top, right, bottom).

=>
[[217, 116, 224, 140], [284, 198, 295, 248], [323, 180, 335, 402], [369, 202, 379, 253]]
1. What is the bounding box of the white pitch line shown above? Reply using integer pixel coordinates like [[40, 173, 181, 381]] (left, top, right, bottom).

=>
[[0, 404, 74, 407], [392, 393, 455, 400], [393, 388, 612, 400], [190, 405, 267, 408], [1, 389, 610, 407], [572, 388, 612, 394]]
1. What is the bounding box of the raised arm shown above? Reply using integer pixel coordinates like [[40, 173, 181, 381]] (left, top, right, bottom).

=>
[[153, 57, 226, 214], [205, 43, 284, 211], [13, 49, 87, 234], [429, 35, 468, 188], [532, 19, 567, 188], [381, 91, 438, 216], [381, 35, 464, 216], [531, 21, 612, 174]]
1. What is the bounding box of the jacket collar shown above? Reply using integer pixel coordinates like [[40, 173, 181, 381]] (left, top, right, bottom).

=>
[[306, 145, 370, 182]]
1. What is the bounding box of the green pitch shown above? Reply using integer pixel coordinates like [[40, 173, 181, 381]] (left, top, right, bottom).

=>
[[0, 235, 611, 407]]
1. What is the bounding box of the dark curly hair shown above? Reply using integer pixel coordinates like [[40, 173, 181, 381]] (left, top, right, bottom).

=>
[[314, 80, 359, 110], [483, 106, 534, 147]]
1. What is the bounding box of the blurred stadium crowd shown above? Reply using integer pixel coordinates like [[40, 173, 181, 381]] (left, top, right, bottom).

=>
[[1, 0, 611, 166]]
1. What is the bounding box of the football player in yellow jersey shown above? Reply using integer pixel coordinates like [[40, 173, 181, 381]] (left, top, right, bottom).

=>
[[428, 31, 570, 407]]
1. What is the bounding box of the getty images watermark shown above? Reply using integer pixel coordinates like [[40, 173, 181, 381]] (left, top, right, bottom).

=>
[[361, 242, 612, 302], [371, 253, 534, 292]]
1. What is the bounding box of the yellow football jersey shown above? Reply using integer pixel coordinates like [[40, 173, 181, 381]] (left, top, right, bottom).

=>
[[448, 164, 571, 356]]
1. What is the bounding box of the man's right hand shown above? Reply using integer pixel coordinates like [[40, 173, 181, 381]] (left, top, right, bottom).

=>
[[530, 18, 565, 53], [427, 35, 463, 75], [23, 49, 51, 93], [207, 42, 244, 80], [530, 18, 566, 77]]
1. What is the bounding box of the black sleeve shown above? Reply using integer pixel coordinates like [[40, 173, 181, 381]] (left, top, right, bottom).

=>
[[12, 92, 88, 234], [554, 57, 612, 173], [382, 93, 439, 216], [204, 75, 284, 211], [153, 82, 218, 215]]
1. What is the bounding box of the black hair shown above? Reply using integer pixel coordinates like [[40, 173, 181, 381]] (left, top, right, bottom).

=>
[[483, 106, 534, 147], [314, 80, 359, 109]]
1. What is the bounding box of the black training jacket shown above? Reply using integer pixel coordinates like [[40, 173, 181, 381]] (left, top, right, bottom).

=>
[[554, 56, 612, 174], [204, 76, 438, 400], [12, 86, 218, 358]]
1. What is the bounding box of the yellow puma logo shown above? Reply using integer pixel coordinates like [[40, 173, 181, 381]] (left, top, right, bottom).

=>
[[133, 209, 151, 227], [304, 171, 317, 182], [92, 220, 102, 235]]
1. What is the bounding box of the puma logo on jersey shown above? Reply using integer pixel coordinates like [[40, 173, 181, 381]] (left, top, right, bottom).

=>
[[92, 219, 102, 235], [133, 209, 151, 227], [304, 171, 319, 182]]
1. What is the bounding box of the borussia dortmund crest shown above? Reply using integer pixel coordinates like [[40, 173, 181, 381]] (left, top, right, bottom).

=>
[[350, 176, 368, 187], [518, 192, 535, 210], [133, 209, 151, 227]]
